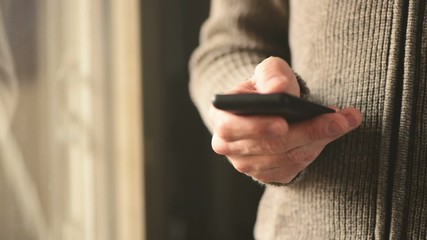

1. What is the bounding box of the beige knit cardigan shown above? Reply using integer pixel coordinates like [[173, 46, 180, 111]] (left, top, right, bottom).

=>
[[189, 0, 427, 239]]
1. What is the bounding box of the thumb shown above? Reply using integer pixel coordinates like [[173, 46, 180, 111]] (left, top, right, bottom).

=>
[[252, 57, 300, 96]]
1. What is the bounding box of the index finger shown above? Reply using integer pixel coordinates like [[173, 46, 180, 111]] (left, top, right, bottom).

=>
[[209, 106, 289, 142], [282, 108, 363, 149]]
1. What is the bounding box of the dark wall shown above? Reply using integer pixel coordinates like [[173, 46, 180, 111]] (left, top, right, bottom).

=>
[[141, 0, 264, 240]]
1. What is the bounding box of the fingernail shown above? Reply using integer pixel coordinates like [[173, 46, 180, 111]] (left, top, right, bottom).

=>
[[344, 113, 358, 128], [327, 121, 343, 136]]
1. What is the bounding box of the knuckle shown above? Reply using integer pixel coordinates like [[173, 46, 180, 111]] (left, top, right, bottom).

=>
[[214, 118, 234, 140], [211, 135, 229, 155]]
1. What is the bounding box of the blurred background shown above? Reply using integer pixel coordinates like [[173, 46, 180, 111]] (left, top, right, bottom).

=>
[[0, 0, 263, 239]]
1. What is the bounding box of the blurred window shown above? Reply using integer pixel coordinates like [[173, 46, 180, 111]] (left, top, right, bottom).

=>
[[0, 0, 144, 239]]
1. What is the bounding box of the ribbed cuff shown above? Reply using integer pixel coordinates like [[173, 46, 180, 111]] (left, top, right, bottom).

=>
[[253, 170, 306, 187], [294, 71, 310, 99]]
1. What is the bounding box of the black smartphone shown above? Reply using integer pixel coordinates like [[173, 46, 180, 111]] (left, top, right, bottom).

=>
[[212, 93, 335, 123]]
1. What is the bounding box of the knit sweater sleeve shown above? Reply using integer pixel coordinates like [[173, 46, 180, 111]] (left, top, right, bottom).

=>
[[189, 0, 294, 130]]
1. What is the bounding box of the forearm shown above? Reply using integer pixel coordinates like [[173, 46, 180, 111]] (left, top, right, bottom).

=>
[[189, 0, 290, 129]]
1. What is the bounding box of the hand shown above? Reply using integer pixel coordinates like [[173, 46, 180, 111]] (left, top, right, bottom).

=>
[[209, 57, 363, 184]]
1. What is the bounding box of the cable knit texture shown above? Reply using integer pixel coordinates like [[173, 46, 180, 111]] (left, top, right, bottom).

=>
[[189, 0, 427, 239]]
